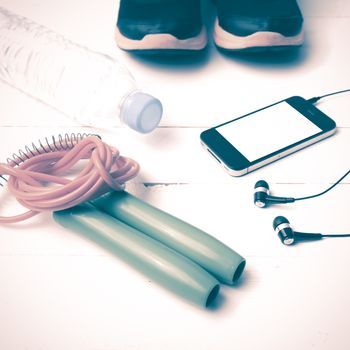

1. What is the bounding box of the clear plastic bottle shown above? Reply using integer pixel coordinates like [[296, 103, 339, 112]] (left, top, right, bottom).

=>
[[0, 6, 163, 133]]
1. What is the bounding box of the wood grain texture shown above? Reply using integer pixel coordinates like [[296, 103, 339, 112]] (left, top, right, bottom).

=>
[[0, 0, 349, 349]]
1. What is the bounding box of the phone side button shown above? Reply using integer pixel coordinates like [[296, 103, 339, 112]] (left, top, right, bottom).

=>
[[207, 148, 222, 164]]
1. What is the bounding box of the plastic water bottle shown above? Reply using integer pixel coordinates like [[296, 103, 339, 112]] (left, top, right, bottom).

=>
[[0, 6, 163, 133]]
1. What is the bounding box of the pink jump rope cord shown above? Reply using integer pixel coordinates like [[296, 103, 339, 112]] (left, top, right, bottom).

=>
[[0, 136, 140, 223]]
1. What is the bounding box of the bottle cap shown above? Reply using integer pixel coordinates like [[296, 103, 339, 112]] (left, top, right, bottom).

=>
[[120, 92, 163, 133]]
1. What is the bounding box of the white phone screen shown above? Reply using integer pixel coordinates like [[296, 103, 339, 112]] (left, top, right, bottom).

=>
[[216, 101, 322, 162]]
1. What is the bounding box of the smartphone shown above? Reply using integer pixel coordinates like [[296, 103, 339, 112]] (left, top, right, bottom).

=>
[[200, 96, 336, 176]]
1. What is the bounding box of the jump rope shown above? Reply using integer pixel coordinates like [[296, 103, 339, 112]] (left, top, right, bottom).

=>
[[0, 133, 245, 307], [0, 133, 139, 223]]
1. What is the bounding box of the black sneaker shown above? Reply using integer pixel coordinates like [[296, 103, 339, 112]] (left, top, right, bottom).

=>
[[213, 0, 304, 51], [115, 0, 207, 53]]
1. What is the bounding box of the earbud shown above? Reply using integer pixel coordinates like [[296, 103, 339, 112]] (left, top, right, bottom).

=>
[[254, 180, 270, 208], [273, 216, 323, 245], [254, 180, 295, 208]]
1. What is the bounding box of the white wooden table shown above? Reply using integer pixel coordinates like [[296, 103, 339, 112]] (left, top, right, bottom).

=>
[[0, 1, 349, 349]]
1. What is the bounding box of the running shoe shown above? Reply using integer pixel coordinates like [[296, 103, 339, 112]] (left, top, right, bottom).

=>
[[116, 0, 207, 53], [213, 0, 304, 51]]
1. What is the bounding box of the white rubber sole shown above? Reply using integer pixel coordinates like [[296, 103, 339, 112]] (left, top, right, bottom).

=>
[[213, 18, 304, 50], [115, 26, 208, 51]]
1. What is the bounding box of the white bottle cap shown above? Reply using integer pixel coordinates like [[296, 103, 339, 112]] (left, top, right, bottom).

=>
[[120, 92, 163, 133]]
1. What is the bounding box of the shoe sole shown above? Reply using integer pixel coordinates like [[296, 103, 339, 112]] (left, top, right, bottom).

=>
[[115, 26, 208, 52], [213, 18, 304, 51]]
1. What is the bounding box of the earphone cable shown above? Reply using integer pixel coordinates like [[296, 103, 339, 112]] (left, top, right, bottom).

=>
[[301, 89, 350, 200], [295, 169, 350, 202], [308, 88, 350, 104], [322, 234, 350, 238]]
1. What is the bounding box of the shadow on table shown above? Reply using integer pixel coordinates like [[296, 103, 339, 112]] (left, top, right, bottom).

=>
[[232, 268, 251, 289], [127, 46, 213, 72], [123, 37, 310, 73], [218, 44, 309, 69], [207, 268, 253, 312], [207, 290, 227, 311]]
